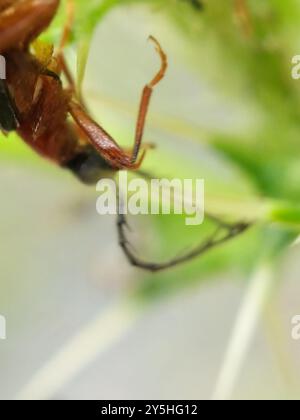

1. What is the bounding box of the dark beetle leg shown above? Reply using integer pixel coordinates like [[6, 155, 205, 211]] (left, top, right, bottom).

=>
[[0, 79, 19, 132]]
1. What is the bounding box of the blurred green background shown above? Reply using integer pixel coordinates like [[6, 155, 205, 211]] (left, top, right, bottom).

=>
[[0, 0, 300, 400]]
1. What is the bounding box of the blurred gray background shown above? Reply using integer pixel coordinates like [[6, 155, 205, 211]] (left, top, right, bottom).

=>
[[0, 4, 300, 400]]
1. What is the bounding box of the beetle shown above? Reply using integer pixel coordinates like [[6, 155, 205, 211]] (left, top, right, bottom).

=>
[[0, 0, 250, 272], [0, 0, 167, 183]]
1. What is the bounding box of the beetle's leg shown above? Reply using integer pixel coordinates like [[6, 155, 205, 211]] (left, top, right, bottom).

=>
[[131, 36, 167, 164], [56, 0, 76, 89], [68, 37, 167, 170], [234, 0, 253, 37], [69, 99, 158, 170], [0, 80, 19, 132], [55, 0, 89, 109], [0, 0, 59, 53], [57, 0, 75, 56], [117, 208, 250, 272], [115, 171, 251, 272], [60, 55, 75, 89]]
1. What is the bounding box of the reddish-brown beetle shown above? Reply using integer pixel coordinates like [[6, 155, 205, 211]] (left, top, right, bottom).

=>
[[0, 0, 167, 184], [0, 0, 250, 271]]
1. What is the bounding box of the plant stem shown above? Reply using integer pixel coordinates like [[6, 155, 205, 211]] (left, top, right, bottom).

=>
[[16, 296, 143, 400], [212, 262, 275, 400]]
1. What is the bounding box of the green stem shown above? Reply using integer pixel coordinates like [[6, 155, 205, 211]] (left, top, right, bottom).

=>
[[16, 296, 145, 400], [212, 262, 275, 400]]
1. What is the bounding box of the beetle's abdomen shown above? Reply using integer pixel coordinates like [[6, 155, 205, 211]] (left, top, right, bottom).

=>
[[65, 145, 114, 185]]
